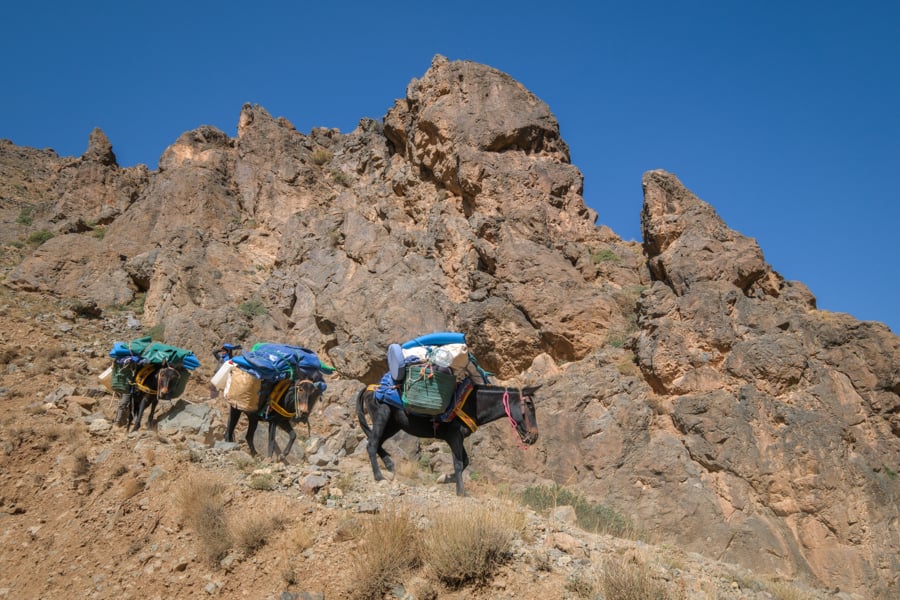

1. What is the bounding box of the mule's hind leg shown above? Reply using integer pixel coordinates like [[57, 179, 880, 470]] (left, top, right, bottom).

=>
[[366, 409, 399, 480], [244, 415, 259, 456], [224, 407, 240, 443], [377, 420, 402, 474]]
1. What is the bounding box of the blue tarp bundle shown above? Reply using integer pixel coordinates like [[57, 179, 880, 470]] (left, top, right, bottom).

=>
[[231, 343, 332, 383], [109, 336, 200, 371]]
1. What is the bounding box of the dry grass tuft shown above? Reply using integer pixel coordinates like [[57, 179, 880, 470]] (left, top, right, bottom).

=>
[[287, 523, 315, 553], [121, 475, 145, 500], [310, 147, 333, 165], [600, 557, 684, 600], [232, 511, 287, 555], [71, 449, 90, 478], [248, 472, 277, 490], [348, 508, 420, 600], [422, 503, 524, 588], [765, 579, 819, 600], [175, 473, 233, 564]]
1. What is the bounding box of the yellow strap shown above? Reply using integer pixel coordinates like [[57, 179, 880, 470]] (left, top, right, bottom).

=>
[[268, 379, 296, 418], [133, 364, 157, 394], [450, 385, 477, 432]]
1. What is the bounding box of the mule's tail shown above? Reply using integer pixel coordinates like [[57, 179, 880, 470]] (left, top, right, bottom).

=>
[[355, 387, 372, 437]]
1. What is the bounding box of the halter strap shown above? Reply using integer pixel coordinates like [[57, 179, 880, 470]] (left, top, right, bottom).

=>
[[503, 388, 531, 450]]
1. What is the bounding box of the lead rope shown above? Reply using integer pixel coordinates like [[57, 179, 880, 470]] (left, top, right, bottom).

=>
[[502, 389, 530, 450]]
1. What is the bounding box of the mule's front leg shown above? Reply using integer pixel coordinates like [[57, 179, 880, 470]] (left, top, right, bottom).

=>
[[447, 435, 468, 496], [271, 421, 296, 462], [131, 396, 149, 432], [145, 398, 158, 427]]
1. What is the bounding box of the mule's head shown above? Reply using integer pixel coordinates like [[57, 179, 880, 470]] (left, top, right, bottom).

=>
[[511, 386, 540, 446], [292, 379, 323, 423], [156, 365, 181, 401]]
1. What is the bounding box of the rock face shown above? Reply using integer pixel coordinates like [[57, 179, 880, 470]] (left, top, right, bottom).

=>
[[1, 54, 897, 596]]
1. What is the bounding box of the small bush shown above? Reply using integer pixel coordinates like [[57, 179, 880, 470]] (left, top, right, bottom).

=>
[[288, 525, 315, 553], [232, 511, 286, 554], [591, 248, 619, 263], [72, 450, 90, 478], [147, 323, 165, 341], [16, 207, 33, 225], [601, 558, 682, 600], [422, 504, 523, 588], [28, 230, 54, 245], [310, 148, 332, 165], [349, 509, 420, 600], [175, 474, 233, 564], [121, 476, 145, 500], [129, 292, 146, 315], [616, 356, 641, 377], [764, 580, 818, 600], [248, 472, 277, 490], [520, 484, 635, 538], [330, 169, 351, 187], [565, 568, 600, 598], [238, 299, 267, 318]]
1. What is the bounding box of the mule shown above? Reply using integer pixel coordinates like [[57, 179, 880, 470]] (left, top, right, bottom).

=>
[[116, 363, 181, 432], [356, 383, 540, 496], [224, 378, 321, 461]]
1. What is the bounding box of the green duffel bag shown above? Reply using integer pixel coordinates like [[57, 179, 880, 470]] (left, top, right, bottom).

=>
[[111, 361, 138, 393], [402, 364, 456, 416]]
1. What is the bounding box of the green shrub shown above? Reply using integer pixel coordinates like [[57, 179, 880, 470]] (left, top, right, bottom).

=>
[[238, 299, 267, 318], [129, 292, 146, 315], [520, 484, 635, 538], [248, 472, 276, 490], [591, 248, 618, 263], [147, 323, 165, 341], [28, 230, 54, 245], [330, 169, 351, 187], [16, 207, 33, 225]]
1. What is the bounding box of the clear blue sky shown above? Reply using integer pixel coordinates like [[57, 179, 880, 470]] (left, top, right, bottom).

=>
[[3, 1, 898, 333]]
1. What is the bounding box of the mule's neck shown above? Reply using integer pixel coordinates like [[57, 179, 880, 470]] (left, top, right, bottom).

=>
[[470, 385, 515, 426]]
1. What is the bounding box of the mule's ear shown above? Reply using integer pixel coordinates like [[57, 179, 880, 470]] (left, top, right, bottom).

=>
[[524, 385, 542, 395]]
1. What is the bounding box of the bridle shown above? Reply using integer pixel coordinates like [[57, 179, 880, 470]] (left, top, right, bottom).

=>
[[502, 388, 538, 449]]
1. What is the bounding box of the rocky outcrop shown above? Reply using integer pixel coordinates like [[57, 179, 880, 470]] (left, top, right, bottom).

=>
[[1, 56, 897, 597]]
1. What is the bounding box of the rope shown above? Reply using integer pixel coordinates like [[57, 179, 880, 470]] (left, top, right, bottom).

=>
[[502, 388, 530, 450]]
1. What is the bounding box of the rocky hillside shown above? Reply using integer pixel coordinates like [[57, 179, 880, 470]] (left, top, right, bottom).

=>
[[1, 54, 897, 598]]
